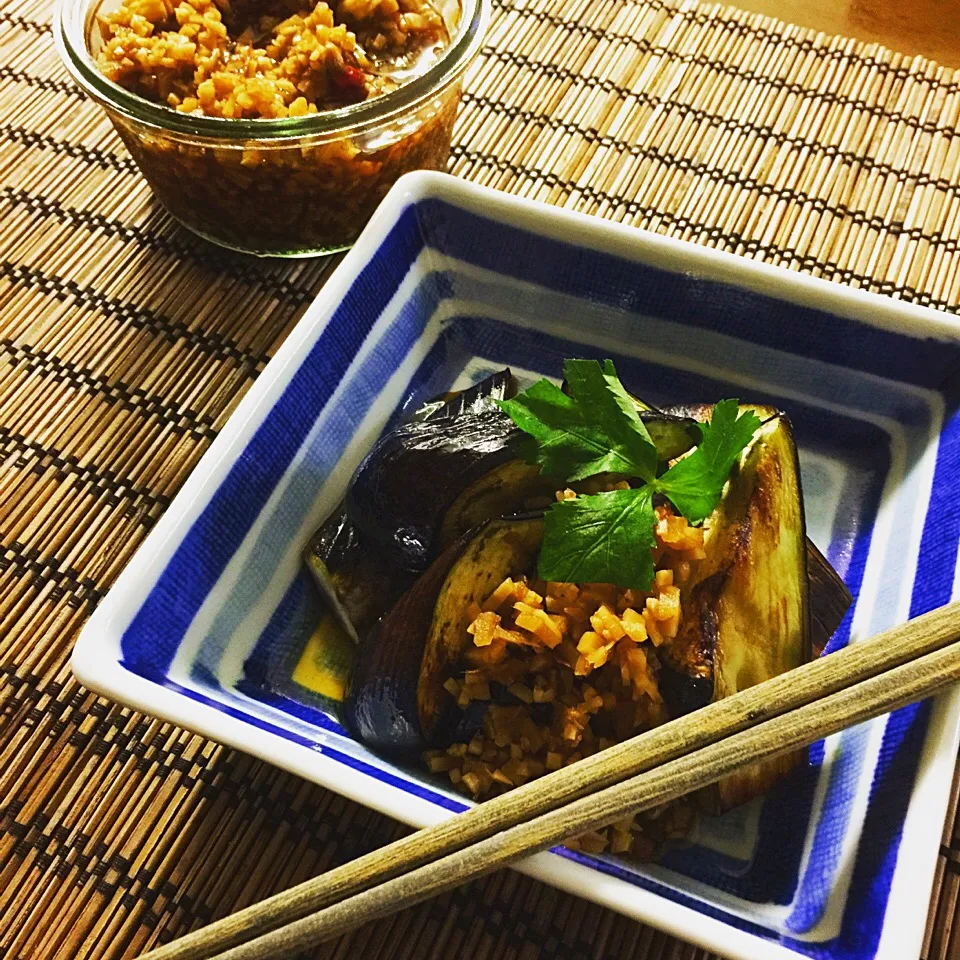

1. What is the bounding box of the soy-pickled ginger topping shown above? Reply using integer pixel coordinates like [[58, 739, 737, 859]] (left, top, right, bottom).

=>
[[96, 0, 449, 118]]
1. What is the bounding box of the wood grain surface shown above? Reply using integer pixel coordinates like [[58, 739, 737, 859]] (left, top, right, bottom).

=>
[[726, 0, 960, 67]]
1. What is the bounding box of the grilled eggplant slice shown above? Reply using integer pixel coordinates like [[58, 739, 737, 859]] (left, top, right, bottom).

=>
[[345, 368, 527, 575], [417, 516, 544, 742], [659, 404, 810, 813], [304, 370, 523, 637], [807, 539, 852, 655], [341, 532, 471, 753], [406, 368, 519, 422], [342, 516, 544, 752], [347, 410, 527, 573], [430, 368, 519, 418], [642, 413, 702, 461], [303, 506, 415, 640], [438, 459, 552, 548]]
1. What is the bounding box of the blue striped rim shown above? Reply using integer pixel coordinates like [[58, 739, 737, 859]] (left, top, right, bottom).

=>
[[113, 194, 960, 960], [910, 412, 960, 618], [120, 206, 424, 676], [420, 198, 960, 393]]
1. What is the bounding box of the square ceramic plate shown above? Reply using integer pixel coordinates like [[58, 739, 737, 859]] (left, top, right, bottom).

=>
[[73, 171, 960, 960]]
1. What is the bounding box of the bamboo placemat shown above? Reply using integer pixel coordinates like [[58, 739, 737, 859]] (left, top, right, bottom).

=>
[[2, 0, 960, 957]]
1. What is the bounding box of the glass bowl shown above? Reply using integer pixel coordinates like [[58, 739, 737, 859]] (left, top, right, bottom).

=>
[[54, 0, 487, 257]]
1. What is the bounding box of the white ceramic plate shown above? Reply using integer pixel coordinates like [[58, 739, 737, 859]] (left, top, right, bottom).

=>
[[73, 171, 960, 960]]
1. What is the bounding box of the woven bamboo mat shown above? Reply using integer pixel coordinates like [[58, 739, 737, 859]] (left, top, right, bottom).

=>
[[3, 0, 960, 956]]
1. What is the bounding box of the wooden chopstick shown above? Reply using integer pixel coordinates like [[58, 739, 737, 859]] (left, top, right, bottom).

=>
[[211, 633, 960, 960], [140, 600, 960, 960]]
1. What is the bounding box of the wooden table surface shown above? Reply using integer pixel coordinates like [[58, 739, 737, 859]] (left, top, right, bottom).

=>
[[727, 0, 960, 67]]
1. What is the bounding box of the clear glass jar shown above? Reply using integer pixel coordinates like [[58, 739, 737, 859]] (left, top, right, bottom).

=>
[[55, 0, 487, 257]]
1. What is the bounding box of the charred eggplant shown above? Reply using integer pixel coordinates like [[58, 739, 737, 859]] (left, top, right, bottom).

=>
[[303, 506, 415, 640], [305, 370, 529, 637], [642, 413, 702, 461], [807, 539, 853, 655], [659, 404, 811, 813], [417, 516, 544, 742], [347, 408, 527, 572], [342, 516, 544, 752], [438, 459, 552, 548], [427, 368, 519, 419]]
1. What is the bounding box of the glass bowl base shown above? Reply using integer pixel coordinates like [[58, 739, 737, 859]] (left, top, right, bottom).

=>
[[172, 214, 353, 259]]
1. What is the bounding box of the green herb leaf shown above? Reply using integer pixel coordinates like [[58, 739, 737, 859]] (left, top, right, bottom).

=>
[[653, 399, 762, 522], [562, 359, 659, 482], [500, 361, 761, 590], [496, 378, 595, 479], [497, 360, 658, 482], [538, 486, 656, 589]]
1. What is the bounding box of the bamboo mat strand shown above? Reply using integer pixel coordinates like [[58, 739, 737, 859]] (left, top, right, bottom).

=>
[[3, 0, 960, 957]]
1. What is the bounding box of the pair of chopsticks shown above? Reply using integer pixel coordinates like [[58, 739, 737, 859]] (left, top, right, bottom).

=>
[[140, 600, 960, 960]]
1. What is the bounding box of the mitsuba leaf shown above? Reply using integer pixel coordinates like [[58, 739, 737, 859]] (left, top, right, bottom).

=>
[[538, 487, 656, 589], [653, 400, 761, 522], [562, 359, 659, 483], [498, 360, 658, 482], [499, 363, 761, 590]]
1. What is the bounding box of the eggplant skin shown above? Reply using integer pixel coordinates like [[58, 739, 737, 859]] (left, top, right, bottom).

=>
[[346, 408, 525, 573], [660, 405, 811, 814], [303, 505, 414, 639], [304, 371, 521, 639], [341, 516, 544, 754], [658, 573, 724, 715], [807, 539, 852, 655], [341, 532, 474, 754], [430, 368, 519, 419]]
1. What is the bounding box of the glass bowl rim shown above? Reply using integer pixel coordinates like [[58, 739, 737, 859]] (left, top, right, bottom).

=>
[[54, 0, 488, 141]]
